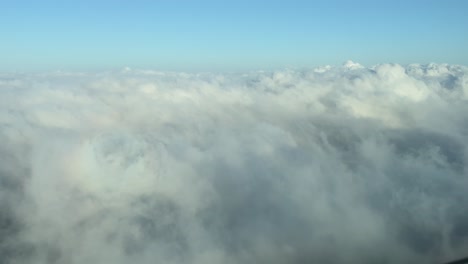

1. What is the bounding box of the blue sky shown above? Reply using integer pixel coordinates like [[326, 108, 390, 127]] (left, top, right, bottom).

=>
[[1, 0, 467, 71]]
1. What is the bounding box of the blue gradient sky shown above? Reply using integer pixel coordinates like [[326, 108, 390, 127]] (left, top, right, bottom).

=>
[[2, 0, 467, 71]]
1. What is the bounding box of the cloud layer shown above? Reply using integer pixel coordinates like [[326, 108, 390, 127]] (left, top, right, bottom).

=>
[[1, 62, 468, 263]]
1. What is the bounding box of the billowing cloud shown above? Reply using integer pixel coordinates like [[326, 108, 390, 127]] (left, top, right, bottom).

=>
[[1, 62, 468, 263]]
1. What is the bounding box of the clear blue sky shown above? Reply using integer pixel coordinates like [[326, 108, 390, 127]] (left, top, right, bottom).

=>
[[1, 0, 467, 71]]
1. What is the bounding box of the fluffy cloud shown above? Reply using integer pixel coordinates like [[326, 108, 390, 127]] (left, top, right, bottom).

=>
[[0, 62, 467, 264]]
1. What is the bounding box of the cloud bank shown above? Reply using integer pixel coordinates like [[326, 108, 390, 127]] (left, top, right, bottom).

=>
[[1, 62, 468, 263]]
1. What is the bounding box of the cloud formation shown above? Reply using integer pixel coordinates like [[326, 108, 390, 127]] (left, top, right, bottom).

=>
[[1, 62, 468, 264]]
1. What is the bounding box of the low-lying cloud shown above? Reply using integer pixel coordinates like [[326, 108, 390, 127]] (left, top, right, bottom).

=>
[[1, 62, 467, 263]]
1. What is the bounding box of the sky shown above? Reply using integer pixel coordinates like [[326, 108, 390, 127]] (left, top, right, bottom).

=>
[[1, 0, 467, 71]]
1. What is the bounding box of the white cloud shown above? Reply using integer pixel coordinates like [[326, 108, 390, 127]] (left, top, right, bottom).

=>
[[0, 63, 467, 263]]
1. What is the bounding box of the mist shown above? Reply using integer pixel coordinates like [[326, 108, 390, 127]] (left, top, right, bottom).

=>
[[1, 62, 467, 263]]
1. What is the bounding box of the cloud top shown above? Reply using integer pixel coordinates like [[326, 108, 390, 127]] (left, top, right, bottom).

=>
[[0, 63, 468, 264]]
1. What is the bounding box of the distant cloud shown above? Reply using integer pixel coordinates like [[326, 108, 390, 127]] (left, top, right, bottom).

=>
[[0, 63, 467, 263]]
